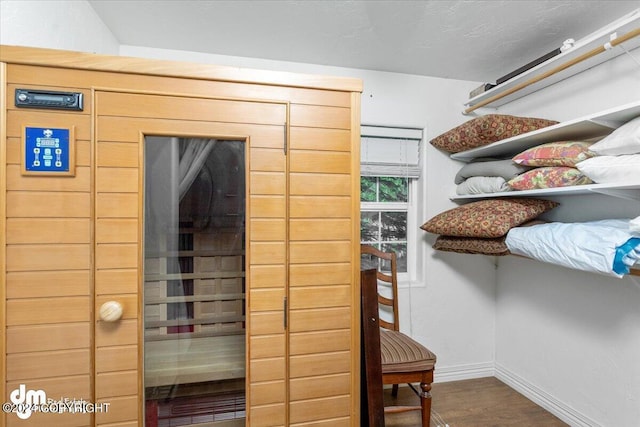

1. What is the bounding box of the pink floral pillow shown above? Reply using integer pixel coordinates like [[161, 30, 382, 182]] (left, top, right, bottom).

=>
[[512, 141, 595, 167], [507, 167, 593, 190]]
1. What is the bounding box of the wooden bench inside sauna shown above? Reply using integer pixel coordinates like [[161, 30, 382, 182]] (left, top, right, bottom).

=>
[[143, 137, 247, 425]]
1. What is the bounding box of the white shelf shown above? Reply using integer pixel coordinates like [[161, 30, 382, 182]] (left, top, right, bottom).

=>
[[451, 183, 640, 202], [451, 100, 640, 162], [464, 9, 640, 111]]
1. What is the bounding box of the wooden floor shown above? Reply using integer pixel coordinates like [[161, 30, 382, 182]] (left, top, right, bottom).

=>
[[384, 377, 568, 426]]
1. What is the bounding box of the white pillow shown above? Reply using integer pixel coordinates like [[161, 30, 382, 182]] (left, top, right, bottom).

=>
[[589, 116, 640, 155], [575, 154, 640, 184]]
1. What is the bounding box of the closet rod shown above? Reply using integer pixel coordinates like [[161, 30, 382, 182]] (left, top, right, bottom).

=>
[[465, 27, 640, 114]]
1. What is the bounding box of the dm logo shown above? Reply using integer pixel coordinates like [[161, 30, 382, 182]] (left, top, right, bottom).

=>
[[9, 384, 46, 419]]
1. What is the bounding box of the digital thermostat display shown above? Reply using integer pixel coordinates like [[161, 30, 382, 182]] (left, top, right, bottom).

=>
[[24, 127, 71, 173]]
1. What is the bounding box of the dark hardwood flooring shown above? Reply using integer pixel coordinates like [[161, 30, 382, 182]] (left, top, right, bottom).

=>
[[383, 377, 568, 427]]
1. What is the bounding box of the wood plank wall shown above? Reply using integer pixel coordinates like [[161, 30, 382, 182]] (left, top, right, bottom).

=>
[[2, 59, 360, 427]]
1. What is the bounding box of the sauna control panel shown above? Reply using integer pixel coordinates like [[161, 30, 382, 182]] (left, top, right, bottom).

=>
[[15, 89, 83, 111]]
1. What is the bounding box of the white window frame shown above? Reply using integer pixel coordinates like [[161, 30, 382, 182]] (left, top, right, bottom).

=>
[[359, 125, 423, 286]]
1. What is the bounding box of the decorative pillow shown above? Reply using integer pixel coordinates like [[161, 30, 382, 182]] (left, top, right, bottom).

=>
[[589, 116, 640, 155], [512, 141, 595, 167], [454, 158, 531, 184], [433, 235, 510, 255], [507, 167, 593, 190], [456, 176, 511, 195], [420, 198, 558, 238], [576, 154, 640, 184], [430, 114, 559, 153]]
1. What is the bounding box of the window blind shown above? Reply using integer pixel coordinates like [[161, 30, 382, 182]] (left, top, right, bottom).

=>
[[360, 125, 423, 178]]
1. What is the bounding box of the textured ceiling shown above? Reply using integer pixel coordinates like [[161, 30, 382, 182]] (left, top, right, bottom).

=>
[[88, 0, 639, 82]]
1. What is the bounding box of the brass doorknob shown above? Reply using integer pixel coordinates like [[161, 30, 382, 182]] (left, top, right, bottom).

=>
[[99, 301, 123, 322]]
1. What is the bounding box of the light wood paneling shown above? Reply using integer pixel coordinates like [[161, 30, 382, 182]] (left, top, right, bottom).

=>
[[96, 346, 138, 373], [290, 219, 351, 241], [6, 244, 89, 272], [289, 395, 351, 424], [250, 404, 286, 427], [289, 196, 352, 218], [7, 191, 90, 217], [95, 244, 138, 269], [251, 242, 286, 264], [6, 63, 356, 106], [6, 218, 90, 244], [96, 91, 287, 124], [6, 109, 90, 139], [250, 195, 286, 218], [289, 127, 351, 152], [6, 323, 90, 353], [96, 370, 138, 398], [289, 329, 351, 356], [290, 241, 352, 264], [289, 352, 352, 379], [6, 374, 91, 400], [96, 193, 138, 218], [95, 395, 138, 425], [250, 219, 287, 241], [250, 380, 286, 406], [251, 289, 286, 312], [97, 116, 284, 148], [249, 265, 286, 288], [96, 219, 138, 243], [250, 148, 286, 172], [290, 104, 351, 129], [95, 269, 138, 295], [250, 172, 286, 194], [97, 141, 139, 167], [250, 335, 286, 359], [6, 349, 90, 380], [95, 319, 138, 347], [289, 286, 351, 309], [6, 165, 90, 192], [289, 263, 351, 286], [289, 373, 351, 400], [6, 297, 90, 325], [288, 307, 351, 333], [6, 270, 90, 298], [289, 151, 351, 174], [250, 357, 286, 382], [289, 173, 351, 196], [250, 311, 284, 335], [96, 167, 138, 193]]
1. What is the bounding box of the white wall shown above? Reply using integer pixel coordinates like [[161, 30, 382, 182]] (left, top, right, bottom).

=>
[[495, 49, 640, 427], [0, 0, 118, 54]]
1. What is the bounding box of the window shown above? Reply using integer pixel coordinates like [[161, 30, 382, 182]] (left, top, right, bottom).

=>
[[360, 125, 422, 279]]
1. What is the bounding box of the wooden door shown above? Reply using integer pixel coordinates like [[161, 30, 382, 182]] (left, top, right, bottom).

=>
[[94, 91, 288, 426]]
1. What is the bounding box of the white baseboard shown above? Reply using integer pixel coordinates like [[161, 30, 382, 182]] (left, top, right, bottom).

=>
[[495, 363, 600, 427], [433, 361, 495, 383]]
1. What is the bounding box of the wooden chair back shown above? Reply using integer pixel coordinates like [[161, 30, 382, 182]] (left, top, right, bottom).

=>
[[360, 244, 399, 332]]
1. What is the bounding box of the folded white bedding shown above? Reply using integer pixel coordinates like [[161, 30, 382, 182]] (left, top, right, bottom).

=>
[[505, 218, 640, 278]]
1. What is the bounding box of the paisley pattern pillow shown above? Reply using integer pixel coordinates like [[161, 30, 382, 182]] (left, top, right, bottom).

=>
[[430, 114, 559, 153], [433, 235, 510, 255], [512, 141, 595, 167], [507, 167, 593, 190], [420, 198, 558, 238]]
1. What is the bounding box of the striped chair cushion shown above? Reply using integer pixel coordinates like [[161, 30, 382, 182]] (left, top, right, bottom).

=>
[[380, 329, 436, 374]]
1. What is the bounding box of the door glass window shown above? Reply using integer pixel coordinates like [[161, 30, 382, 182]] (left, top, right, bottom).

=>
[[144, 136, 246, 426]]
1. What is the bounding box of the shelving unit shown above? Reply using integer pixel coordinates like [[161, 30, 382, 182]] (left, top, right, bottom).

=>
[[451, 100, 640, 162], [464, 9, 640, 112], [450, 101, 640, 203]]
